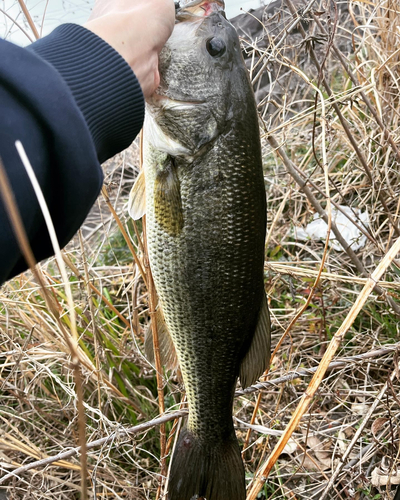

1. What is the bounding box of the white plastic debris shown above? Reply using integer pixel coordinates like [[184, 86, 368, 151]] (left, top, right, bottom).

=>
[[293, 205, 369, 251]]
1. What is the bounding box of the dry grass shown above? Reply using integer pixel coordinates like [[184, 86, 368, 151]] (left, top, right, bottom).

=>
[[1, 0, 400, 499]]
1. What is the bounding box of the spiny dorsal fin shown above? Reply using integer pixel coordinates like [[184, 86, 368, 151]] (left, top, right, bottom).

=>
[[145, 307, 178, 371], [239, 293, 271, 389], [128, 169, 146, 220], [154, 157, 184, 237]]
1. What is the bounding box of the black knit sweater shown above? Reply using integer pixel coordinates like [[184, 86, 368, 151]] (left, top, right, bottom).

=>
[[0, 24, 145, 284]]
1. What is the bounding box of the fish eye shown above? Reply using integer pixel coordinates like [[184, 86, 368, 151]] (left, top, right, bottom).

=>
[[206, 37, 226, 57]]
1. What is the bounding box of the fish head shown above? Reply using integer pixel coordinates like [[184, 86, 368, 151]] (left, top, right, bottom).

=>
[[145, 1, 255, 157]]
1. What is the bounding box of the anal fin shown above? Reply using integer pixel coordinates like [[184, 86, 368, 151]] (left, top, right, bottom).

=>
[[239, 293, 271, 389], [145, 307, 178, 371], [128, 169, 146, 220]]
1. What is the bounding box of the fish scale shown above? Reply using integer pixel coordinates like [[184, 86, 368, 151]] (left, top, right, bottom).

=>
[[128, 1, 271, 498]]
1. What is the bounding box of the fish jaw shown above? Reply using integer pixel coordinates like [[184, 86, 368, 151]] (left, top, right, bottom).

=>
[[177, 0, 225, 20]]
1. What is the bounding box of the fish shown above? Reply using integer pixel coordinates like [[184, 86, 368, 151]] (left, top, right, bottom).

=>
[[128, 1, 271, 499]]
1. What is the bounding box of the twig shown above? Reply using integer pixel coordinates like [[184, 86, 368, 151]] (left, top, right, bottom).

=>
[[0, 8, 33, 42], [40, 0, 50, 38], [313, 13, 400, 167], [16, 0, 40, 39], [284, 0, 400, 238], [0, 411, 188, 485], [79, 231, 103, 431], [242, 391, 264, 456], [0, 153, 89, 497], [235, 341, 400, 396], [246, 234, 400, 500], [252, 0, 319, 85]]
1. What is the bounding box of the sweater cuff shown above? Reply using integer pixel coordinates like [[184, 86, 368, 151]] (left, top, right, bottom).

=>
[[28, 24, 145, 163]]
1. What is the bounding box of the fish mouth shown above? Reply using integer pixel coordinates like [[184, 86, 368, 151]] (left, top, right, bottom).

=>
[[176, 0, 225, 20]]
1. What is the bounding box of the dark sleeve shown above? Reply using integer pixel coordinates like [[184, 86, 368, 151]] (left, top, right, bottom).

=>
[[0, 25, 145, 284]]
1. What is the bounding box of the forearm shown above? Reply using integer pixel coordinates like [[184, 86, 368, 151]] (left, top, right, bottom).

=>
[[0, 0, 174, 284], [28, 24, 145, 163], [0, 26, 144, 283]]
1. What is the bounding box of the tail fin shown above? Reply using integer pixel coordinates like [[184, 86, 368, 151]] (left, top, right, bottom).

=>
[[168, 428, 245, 500]]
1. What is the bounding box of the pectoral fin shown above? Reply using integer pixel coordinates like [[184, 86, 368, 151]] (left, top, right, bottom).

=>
[[154, 157, 184, 236], [239, 293, 271, 389], [128, 170, 146, 220], [145, 307, 178, 371]]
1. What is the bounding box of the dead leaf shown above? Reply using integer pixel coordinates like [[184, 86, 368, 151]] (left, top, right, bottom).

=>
[[371, 417, 389, 438], [300, 433, 332, 470], [352, 402, 368, 415], [297, 454, 321, 471], [371, 466, 400, 486]]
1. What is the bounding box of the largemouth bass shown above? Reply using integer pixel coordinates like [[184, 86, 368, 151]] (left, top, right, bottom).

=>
[[129, 1, 271, 498]]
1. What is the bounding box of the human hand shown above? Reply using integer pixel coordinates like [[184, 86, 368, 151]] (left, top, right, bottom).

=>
[[85, 0, 175, 98]]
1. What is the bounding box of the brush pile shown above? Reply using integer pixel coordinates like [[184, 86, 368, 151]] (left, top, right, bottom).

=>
[[1, 0, 400, 499]]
